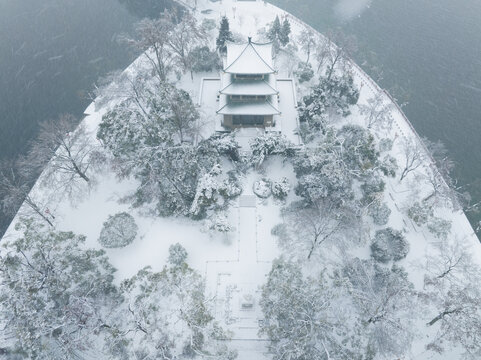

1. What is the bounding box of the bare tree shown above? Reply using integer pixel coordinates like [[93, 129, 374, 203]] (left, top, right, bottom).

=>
[[315, 30, 357, 78], [297, 28, 316, 63], [358, 93, 395, 130], [399, 137, 425, 182], [120, 16, 175, 82], [164, 10, 207, 77], [23, 114, 101, 200], [340, 258, 416, 357], [0, 160, 54, 227], [421, 137, 467, 210], [423, 238, 481, 358], [165, 88, 201, 143], [273, 200, 358, 260], [277, 44, 300, 77]]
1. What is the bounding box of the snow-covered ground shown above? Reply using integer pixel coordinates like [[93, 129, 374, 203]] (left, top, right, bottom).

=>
[[3, 0, 481, 358]]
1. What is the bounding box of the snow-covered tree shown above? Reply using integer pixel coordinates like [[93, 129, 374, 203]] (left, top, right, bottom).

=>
[[23, 114, 101, 200], [273, 200, 357, 260], [216, 16, 233, 54], [280, 17, 291, 47], [207, 133, 240, 162], [109, 261, 235, 359], [260, 258, 358, 360], [426, 216, 451, 240], [277, 43, 300, 78], [136, 144, 219, 217], [205, 212, 233, 234], [368, 202, 391, 226], [249, 133, 294, 167], [121, 16, 175, 81], [336, 125, 379, 177], [339, 258, 416, 357], [188, 46, 221, 73], [297, 28, 316, 63], [0, 160, 54, 227], [407, 201, 433, 226], [423, 239, 481, 358], [267, 16, 282, 52], [97, 80, 233, 218], [0, 218, 121, 358], [98, 212, 138, 248], [271, 177, 290, 200], [370, 228, 409, 263], [168, 242, 188, 266], [399, 137, 425, 182], [267, 16, 290, 53], [293, 61, 314, 83], [316, 30, 357, 78], [299, 72, 360, 127], [358, 93, 395, 130], [361, 175, 386, 205], [292, 134, 354, 207], [421, 137, 465, 209], [190, 163, 241, 218], [165, 87, 201, 143], [165, 10, 207, 75]]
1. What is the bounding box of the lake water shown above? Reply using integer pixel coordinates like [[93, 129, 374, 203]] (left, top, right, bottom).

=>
[[0, 0, 141, 234], [271, 0, 481, 236]]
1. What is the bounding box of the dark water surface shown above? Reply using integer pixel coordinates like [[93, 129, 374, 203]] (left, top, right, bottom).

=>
[[271, 0, 481, 236], [0, 0, 141, 233]]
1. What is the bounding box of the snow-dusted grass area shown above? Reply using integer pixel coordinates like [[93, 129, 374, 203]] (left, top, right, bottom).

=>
[[2, 0, 481, 359]]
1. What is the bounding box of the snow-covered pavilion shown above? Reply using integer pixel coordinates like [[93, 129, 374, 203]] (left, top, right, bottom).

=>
[[217, 38, 281, 128]]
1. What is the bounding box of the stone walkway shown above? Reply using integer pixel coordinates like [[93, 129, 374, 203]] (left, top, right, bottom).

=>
[[205, 194, 271, 348]]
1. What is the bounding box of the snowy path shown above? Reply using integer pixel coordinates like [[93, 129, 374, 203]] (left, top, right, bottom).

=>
[[205, 193, 271, 356]]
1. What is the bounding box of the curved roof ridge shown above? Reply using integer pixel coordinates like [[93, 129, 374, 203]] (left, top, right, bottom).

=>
[[224, 42, 251, 72], [249, 43, 276, 73], [224, 41, 275, 74]]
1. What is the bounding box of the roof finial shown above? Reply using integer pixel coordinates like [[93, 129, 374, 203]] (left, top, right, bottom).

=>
[[248, 36, 252, 44]]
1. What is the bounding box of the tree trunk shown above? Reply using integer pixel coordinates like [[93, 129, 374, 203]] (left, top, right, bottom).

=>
[[427, 308, 459, 326], [72, 161, 90, 183]]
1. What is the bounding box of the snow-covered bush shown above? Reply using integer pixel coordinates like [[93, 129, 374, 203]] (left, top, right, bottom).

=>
[[207, 133, 240, 162], [168, 243, 188, 266], [98, 212, 138, 248], [380, 154, 398, 177], [427, 217, 452, 240], [407, 201, 433, 226], [190, 165, 241, 218], [379, 138, 394, 152], [272, 177, 290, 200], [250, 133, 294, 167], [361, 176, 385, 204], [253, 178, 272, 198], [369, 202, 391, 226], [218, 172, 241, 199], [371, 228, 409, 263], [205, 213, 233, 234], [294, 62, 314, 83]]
